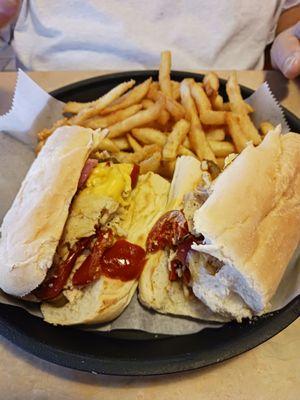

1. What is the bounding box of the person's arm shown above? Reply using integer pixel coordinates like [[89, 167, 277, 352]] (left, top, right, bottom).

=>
[[271, 4, 300, 78], [276, 4, 300, 34], [0, 0, 20, 29]]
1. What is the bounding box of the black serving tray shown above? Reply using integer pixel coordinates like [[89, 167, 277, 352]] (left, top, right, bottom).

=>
[[0, 70, 299, 375]]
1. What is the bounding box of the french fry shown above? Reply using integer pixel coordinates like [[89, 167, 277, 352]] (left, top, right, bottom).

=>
[[191, 83, 227, 125], [183, 136, 191, 149], [211, 94, 224, 111], [64, 79, 150, 115], [226, 72, 250, 115], [159, 50, 172, 98], [222, 102, 231, 111], [180, 79, 215, 161], [216, 100, 254, 114], [239, 113, 261, 145], [127, 134, 142, 152], [141, 99, 154, 109], [177, 145, 196, 157], [107, 96, 165, 138], [226, 112, 248, 153], [116, 144, 161, 164], [113, 137, 131, 151], [172, 81, 180, 100], [37, 118, 68, 141], [147, 82, 160, 100], [205, 127, 226, 141], [100, 78, 152, 115], [183, 136, 192, 149], [95, 138, 120, 153], [222, 101, 253, 113], [138, 144, 161, 161], [208, 140, 235, 157], [139, 151, 161, 174], [73, 80, 136, 124], [203, 72, 219, 97], [190, 82, 212, 112], [83, 104, 143, 129], [163, 119, 190, 161], [200, 110, 227, 125], [190, 125, 216, 161], [145, 80, 185, 121], [132, 128, 166, 146], [165, 96, 186, 121], [157, 108, 170, 125], [114, 151, 138, 163], [180, 79, 200, 126], [260, 121, 275, 136], [63, 101, 94, 114], [226, 72, 261, 144], [216, 157, 225, 169]]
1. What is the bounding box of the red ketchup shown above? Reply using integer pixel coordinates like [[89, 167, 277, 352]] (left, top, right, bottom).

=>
[[72, 228, 114, 286], [33, 236, 94, 301], [146, 210, 189, 252], [99, 239, 146, 281], [130, 164, 140, 189], [169, 234, 203, 284], [73, 235, 146, 286]]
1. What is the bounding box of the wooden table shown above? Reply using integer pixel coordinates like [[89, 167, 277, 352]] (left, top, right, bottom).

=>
[[0, 71, 299, 400]]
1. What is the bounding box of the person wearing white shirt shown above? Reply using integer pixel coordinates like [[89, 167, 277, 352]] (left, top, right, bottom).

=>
[[0, 0, 299, 78]]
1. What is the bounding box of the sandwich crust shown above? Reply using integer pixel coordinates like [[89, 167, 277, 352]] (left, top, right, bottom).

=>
[[193, 128, 300, 317], [0, 126, 101, 296]]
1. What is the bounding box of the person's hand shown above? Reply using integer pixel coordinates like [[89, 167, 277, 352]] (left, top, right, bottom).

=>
[[0, 0, 20, 29], [271, 22, 300, 79]]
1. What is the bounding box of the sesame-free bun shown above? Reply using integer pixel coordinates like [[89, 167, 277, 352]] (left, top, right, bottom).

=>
[[0, 126, 102, 297], [192, 127, 300, 320], [139, 156, 225, 322]]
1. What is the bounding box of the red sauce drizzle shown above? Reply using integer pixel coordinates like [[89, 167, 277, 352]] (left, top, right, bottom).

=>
[[146, 210, 189, 253], [130, 164, 140, 189], [33, 236, 94, 300], [72, 228, 114, 286], [169, 234, 203, 284]]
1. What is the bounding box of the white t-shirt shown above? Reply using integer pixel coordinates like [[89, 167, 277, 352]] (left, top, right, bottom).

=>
[[4, 0, 300, 70]]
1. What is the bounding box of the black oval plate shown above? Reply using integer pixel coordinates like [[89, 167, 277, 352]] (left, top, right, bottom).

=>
[[0, 71, 299, 376]]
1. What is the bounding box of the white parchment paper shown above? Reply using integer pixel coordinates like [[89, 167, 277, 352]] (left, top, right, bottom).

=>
[[0, 70, 298, 335]]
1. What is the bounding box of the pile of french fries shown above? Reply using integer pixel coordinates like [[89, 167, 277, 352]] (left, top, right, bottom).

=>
[[37, 51, 275, 179]]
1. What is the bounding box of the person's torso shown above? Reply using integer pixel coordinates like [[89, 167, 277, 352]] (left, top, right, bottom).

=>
[[12, 0, 284, 70]]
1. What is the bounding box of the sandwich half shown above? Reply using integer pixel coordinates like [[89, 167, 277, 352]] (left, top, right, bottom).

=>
[[139, 127, 300, 321], [192, 127, 300, 320], [41, 168, 169, 325], [139, 156, 225, 321], [0, 125, 170, 325]]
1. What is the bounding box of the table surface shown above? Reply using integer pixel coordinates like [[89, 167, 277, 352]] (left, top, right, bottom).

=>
[[0, 70, 299, 400]]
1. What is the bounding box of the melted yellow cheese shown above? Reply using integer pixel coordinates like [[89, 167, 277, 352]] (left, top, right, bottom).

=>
[[60, 163, 133, 247], [85, 163, 133, 205]]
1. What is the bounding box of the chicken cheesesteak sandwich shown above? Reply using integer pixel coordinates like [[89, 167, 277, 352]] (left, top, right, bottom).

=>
[[0, 126, 170, 325], [1, 123, 299, 325], [140, 126, 300, 321]]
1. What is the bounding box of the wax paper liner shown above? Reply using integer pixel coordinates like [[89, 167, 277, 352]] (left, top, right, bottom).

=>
[[0, 70, 298, 335]]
